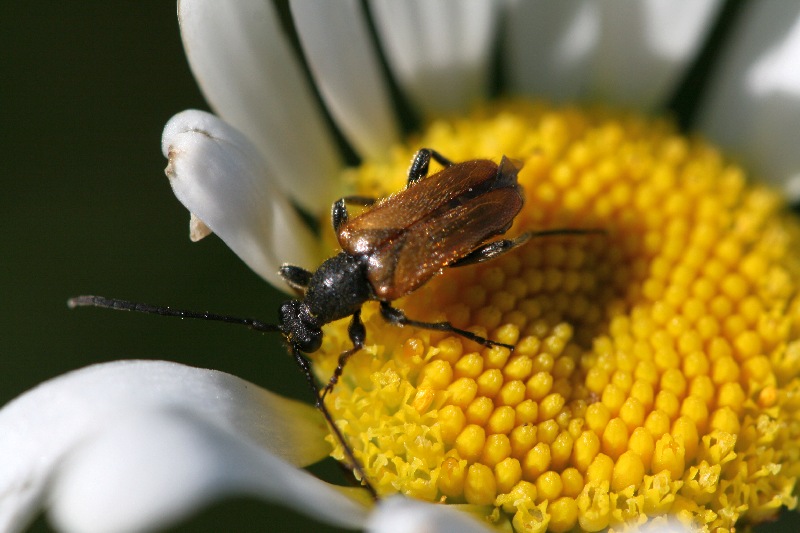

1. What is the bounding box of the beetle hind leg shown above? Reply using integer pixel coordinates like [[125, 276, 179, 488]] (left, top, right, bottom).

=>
[[379, 302, 514, 351], [451, 228, 606, 268], [450, 232, 533, 268]]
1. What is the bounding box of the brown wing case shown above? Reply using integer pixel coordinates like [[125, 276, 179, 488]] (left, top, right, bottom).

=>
[[337, 159, 502, 255], [368, 186, 524, 300]]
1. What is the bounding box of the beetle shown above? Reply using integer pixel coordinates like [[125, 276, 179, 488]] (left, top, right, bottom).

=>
[[277, 148, 533, 398], [70, 148, 595, 497]]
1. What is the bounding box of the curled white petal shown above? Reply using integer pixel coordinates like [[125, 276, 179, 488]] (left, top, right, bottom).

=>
[[163, 109, 318, 287], [370, 0, 499, 117], [50, 409, 368, 533], [505, 0, 722, 109], [698, 2, 800, 198], [291, 0, 400, 161], [178, 0, 341, 214], [366, 497, 494, 533], [0, 360, 329, 533]]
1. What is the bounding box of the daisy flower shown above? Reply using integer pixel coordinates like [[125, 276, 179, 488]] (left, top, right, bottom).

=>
[[3, 1, 800, 532]]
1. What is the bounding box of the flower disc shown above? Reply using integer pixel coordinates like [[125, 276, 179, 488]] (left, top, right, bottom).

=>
[[314, 102, 800, 532]]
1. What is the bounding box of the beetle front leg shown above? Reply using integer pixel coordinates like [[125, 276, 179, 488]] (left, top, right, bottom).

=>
[[321, 310, 366, 399], [379, 302, 514, 350], [332, 196, 377, 232], [279, 264, 314, 292], [289, 343, 377, 499], [407, 148, 454, 187]]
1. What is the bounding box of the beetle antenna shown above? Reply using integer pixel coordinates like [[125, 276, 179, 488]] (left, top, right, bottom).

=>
[[67, 295, 282, 334]]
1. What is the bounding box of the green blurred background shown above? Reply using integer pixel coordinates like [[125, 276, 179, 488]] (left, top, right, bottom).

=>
[[2, 3, 798, 533], [2, 3, 344, 532]]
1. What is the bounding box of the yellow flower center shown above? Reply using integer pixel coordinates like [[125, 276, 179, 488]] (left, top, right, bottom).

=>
[[313, 101, 800, 532]]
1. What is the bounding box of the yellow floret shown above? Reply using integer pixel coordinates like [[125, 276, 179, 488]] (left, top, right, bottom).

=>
[[611, 451, 645, 492], [652, 434, 686, 480], [523, 442, 552, 479], [495, 457, 523, 494], [454, 352, 484, 379], [487, 405, 516, 434], [456, 424, 486, 462], [602, 417, 630, 460], [467, 396, 495, 426], [628, 426, 655, 467], [482, 434, 512, 467], [550, 431, 574, 471], [498, 380, 527, 407], [548, 496, 579, 532], [526, 371, 554, 400], [465, 463, 498, 505], [586, 453, 615, 485], [438, 404, 466, 445], [438, 455, 467, 498]]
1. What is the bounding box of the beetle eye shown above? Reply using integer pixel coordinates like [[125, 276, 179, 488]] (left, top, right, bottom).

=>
[[296, 327, 322, 353]]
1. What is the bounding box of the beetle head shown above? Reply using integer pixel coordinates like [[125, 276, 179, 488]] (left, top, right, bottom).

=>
[[279, 300, 323, 353]]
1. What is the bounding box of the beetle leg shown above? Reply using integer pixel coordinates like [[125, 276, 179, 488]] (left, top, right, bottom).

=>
[[379, 301, 514, 350], [279, 264, 314, 291], [428, 148, 454, 168], [450, 233, 533, 268], [407, 148, 454, 186], [322, 310, 365, 399], [289, 342, 377, 500], [450, 228, 606, 268], [332, 196, 377, 232]]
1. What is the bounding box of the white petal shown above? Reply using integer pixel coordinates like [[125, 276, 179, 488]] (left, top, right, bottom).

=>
[[505, 0, 722, 109], [591, 0, 722, 108], [634, 519, 694, 533], [163, 109, 318, 287], [291, 0, 400, 161], [0, 360, 329, 533], [178, 0, 342, 214], [369, 0, 499, 117], [504, 0, 599, 101], [49, 409, 368, 533], [367, 497, 493, 533], [697, 2, 800, 198]]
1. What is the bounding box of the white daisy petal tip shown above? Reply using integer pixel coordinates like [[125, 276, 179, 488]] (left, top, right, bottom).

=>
[[0, 360, 331, 533], [161, 109, 318, 287], [366, 497, 494, 533], [49, 409, 369, 533]]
